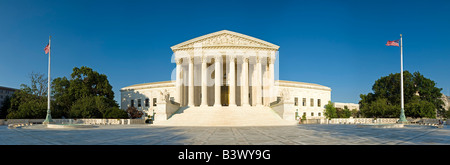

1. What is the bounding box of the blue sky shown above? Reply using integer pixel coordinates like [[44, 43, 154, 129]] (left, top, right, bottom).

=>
[[1, 0, 449, 104]]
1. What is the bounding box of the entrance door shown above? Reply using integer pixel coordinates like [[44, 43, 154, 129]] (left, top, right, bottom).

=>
[[221, 86, 229, 106]]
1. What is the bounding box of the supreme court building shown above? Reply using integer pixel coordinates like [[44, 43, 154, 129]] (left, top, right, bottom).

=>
[[121, 30, 331, 126]]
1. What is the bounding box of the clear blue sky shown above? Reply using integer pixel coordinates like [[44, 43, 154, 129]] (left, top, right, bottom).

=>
[[1, 0, 449, 104]]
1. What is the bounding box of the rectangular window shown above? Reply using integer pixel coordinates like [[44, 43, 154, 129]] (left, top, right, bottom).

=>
[[294, 97, 298, 106], [310, 98, 314, 107], [138, 99, 141, 107], [153, 98, 157, 106], [302, 98, 306, 106], [318, 99, 321, 107], [145, 98, 149, 107], [131, 99, 134, 107], [311, 112, 314, 116]]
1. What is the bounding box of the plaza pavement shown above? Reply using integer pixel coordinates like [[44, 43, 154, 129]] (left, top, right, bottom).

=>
[[0, 124, 449, 145]]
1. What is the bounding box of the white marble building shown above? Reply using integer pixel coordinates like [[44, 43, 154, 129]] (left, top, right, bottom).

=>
[[121, 30, 331, 124]]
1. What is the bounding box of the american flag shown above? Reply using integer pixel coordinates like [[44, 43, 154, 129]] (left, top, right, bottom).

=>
[[44, 43, 50, 54], [386, 40, 399, 47]]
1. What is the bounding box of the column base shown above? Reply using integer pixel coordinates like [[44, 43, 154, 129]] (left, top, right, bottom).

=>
[[229, 104, 237, 107], [398, 108, 408, 123], [213, 104, 222, 107], [241, 104, 250, 107]]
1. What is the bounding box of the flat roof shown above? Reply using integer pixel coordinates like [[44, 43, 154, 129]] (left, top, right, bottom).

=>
[[121, 80, 331, 91], [0, 86, 18, 91]]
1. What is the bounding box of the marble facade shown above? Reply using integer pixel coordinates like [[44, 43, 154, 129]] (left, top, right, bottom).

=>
[[120, 30, 331, 122]]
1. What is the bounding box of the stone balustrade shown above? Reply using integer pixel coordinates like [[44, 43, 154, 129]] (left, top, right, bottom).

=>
[[0, 118, 146, 125], [325, 118, 446, 125]]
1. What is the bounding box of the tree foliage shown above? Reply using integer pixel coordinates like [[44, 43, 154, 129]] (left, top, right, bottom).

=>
[[336, 106, 352, 118], [324, 101, 337, 119], [6, 73, 49, 119], [52, 66, 123, 118], [359, 71, 442, 118], [4, 67, 128, 119]]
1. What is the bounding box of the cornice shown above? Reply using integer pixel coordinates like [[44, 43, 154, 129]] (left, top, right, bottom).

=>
[[171, 30, 280, 52]]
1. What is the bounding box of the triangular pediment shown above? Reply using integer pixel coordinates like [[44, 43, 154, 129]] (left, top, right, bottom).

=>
[[171, 30, 280, 51]]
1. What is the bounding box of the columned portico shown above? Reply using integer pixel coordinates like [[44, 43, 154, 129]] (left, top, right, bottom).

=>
[[171, 30, 279, 108], [175, 56, 275, 108]]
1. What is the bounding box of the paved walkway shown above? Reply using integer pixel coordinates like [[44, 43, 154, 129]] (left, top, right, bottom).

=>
[[1, 125, 449, 145]]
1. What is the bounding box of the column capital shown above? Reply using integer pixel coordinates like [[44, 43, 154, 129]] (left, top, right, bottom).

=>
[[176, 58, 183, 65], [241, 56, 249, 63], [201, 56, 207, 63], [214, 55, 222, 62], [228, 55, 236, 62], [256, 55, 261, 63]]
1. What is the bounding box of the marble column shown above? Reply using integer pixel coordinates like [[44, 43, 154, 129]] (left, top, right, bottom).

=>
[[201, 56, 208, 107], [229, 56, 237, 107], [241, 57, 250, 107], [214, 56, 221, 107], [176, 58, 183, 105], [188, 57, 194, 106], [255, 56, 262, 106], [268, 56, 275, 103]]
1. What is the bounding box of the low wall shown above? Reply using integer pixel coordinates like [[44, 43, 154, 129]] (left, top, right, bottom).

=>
[[0, 118, 146, 125], [326, 118, 446, 125]]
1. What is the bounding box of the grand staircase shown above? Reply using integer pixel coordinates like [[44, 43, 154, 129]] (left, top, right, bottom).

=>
[[153, 106, 297, 126]]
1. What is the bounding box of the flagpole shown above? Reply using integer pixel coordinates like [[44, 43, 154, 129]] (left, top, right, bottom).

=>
[[399, 34, 407, 123], [43, 36, 54, 124]]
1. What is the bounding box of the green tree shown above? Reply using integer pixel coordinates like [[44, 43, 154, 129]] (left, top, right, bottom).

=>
[[324, 101, 337, 119], [70, 96, 109, 118], [351, 109, 359, 118], [52, 66, 119, 118], [361, 97, 399, 118], [6, 73, 50, 119], [104, 107, 128, 119], [405, 96, 436, 118], [412, 72, 445, 116], [359, 71, 443, 118], [337, 105, 352, 118], [52, 77, 72, 117]]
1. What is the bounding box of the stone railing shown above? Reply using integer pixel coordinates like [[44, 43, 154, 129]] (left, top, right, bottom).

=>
[[0, 118, 146, 125], [326, 118, 446, 125]]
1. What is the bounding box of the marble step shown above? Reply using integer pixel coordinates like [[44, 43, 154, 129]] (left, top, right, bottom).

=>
[[153, 106, 297, 126]]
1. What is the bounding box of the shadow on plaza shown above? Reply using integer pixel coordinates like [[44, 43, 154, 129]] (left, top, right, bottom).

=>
[[17, 125, 192, 145]]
